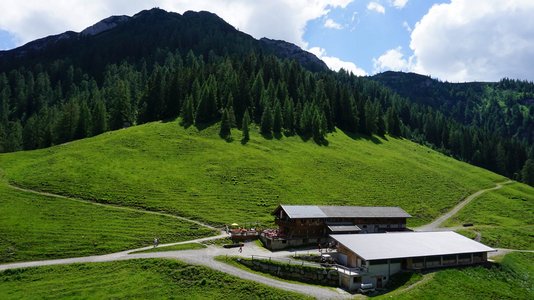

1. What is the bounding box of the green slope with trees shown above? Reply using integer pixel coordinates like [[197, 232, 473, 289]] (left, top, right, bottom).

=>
[[0, 9, 531, 188], [0, 120, 504, 228]]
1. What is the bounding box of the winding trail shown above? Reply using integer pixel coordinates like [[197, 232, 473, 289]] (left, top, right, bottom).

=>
[[8, 184, 218, 230], [3, 183, 349, 299], [0, 240, 350, 299], [1, 179, 527, 298], [416, 180, 513, 232]]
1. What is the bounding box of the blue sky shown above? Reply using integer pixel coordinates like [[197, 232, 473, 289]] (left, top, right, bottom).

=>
[[1, 0, 533, 82], [304, 0, 441, 74]]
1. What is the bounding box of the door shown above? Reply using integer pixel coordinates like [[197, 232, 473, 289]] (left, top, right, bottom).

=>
[[376, 277, 383, 288]]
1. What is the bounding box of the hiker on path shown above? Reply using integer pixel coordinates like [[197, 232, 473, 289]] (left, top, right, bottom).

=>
[[238, 244, 243, 253], [154, 238, 159, 248]]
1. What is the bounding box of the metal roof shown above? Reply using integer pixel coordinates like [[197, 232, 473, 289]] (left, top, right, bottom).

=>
[[280, 205, 327, 218], [328, 225, 361, 232], [278, 205, 411, 219], [331, 231, 495, 261]]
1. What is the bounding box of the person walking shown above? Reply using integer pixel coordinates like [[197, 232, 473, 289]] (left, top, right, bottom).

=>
[[238, 244, 243, 253], [154, 238, 159, 248]]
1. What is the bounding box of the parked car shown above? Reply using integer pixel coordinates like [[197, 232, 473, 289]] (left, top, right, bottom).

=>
[[359, 283, 375, 294]]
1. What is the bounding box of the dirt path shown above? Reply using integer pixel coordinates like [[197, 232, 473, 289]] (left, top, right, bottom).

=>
[[8, 183, 218, 230], [416, 180, 512, 231], [0, 241, 350, 299], [3, 183, 349, 298]]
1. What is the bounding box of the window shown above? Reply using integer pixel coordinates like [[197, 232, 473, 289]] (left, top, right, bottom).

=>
[[353, 276, 361, 283]]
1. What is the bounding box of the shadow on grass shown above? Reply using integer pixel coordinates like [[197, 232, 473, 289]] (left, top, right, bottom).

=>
[[339, 129, 384, 144]]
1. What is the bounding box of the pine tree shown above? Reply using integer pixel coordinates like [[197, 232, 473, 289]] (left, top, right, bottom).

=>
[[76, 101, 92, 139], [195, 76, 219, 124], [521, 159, 534, 186], [283, 96, 294, 134], [260, 103, 273, 135], [5, 121, 23, 152], [180, 94, 195, 126], [272, 100, 282, 134], [364, 100, 376, 135], [219, 108, 231, 139], [92, 99, 108, 135], [226, 94, 237, 128], [386, 106, 401, 136], [375, 103, 386, 136], [242, 109, 250, 142]]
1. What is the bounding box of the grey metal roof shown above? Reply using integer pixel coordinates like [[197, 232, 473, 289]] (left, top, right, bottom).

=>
[[319, 206, 411, 218], [280, 205, 327, 218], [330, 231, 495, 261], [279, 205, 411, 219], [328, 225, 361, 232]]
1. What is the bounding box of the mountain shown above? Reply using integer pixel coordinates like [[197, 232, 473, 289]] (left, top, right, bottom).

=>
[[0, 8, 327, 74]]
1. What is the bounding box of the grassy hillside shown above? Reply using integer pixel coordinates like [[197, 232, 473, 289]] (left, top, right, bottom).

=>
[[0, 120, 504, 227], [0, 179, 215, 263], [445, 182, 534, 250], [380, 252, 534, 300], [0, 259, 309, 299]]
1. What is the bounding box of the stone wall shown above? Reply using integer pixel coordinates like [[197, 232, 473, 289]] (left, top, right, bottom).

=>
[[238, 259, 339, 286]]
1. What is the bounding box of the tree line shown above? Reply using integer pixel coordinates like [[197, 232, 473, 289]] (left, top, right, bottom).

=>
[[0, 49, 532, 185]]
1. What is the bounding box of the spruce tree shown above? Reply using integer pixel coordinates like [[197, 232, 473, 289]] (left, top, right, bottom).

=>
[[386, 107, 401, 136], [76, 101, 93, 139], [260, 103, 273, 135], [375, 103, 386, 136], [273, 100, 282, 134], [521, 159, 534, 185], [242, 109, 250, 142], [180, 94, 195, 126], [283, 96, 294, 134], [364, 100, 376, 135], [219, 108, 231, 139], [92, 99, 107, 135]]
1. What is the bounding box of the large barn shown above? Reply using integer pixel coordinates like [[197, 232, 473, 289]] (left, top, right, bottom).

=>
[[260, 205, 411, 250], [330, 231, 495, 291]]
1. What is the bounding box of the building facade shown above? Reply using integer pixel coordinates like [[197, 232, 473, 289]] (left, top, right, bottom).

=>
[[330, 231, 495, 291], [261, 205, 411, 250]]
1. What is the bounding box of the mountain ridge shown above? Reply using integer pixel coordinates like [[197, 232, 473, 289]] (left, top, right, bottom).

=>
[[0, 8, 327, 73]]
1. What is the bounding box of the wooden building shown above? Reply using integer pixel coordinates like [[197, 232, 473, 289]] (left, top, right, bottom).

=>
[[261, 205, 411, 250], [330, 231, 495, 291]]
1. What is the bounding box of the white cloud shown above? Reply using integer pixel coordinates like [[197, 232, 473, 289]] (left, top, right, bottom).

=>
[[367, 2, 385, 14], [390, 0, 408, 9], [0, 0, 354, 49], [373, 46, 412, 73], [324, 18, 343, 30], [409, 0, 534, 82], [309, 47, 367, 76], [402, 21, 412, 32]]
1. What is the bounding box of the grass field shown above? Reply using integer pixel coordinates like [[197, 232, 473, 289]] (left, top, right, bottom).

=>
[[378, 252, 534, 299], [0, 120, 504, 228], [130, 242, 206, 254], [444, 182, 534, 250], [0, 181, 216, 263], [0, 259, 310, 299]]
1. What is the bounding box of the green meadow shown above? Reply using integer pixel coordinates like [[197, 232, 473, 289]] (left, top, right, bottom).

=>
[[445, 182, 534, 250], [0, 120, 504, 228], [379, 252, 534, 300], [0, 181, 215, 263], [130, 242, 206, 254], [0, 259, 309, 300]]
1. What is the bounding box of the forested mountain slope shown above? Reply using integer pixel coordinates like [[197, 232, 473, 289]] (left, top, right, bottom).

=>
[[0, 8, 531, 186]]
